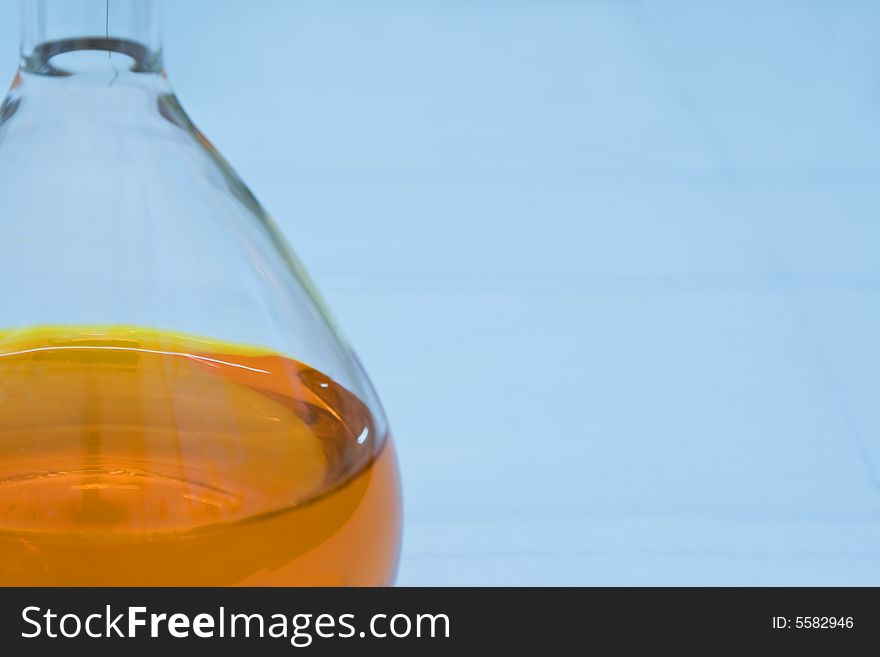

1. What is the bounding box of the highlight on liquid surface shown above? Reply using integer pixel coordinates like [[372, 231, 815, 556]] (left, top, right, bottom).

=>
[[0, 326, 400, 586]]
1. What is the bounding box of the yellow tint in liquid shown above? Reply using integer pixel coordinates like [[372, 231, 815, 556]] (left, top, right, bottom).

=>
[[0, 326, 401, 586]]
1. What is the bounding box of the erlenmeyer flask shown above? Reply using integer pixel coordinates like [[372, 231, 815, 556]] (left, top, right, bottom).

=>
[[0, 0, 401, 586]]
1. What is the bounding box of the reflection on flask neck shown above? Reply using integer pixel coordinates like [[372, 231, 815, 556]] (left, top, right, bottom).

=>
[[20, 0, 162, 77]]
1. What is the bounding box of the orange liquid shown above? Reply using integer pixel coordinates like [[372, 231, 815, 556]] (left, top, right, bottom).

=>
[[0, 326, 401, 586]]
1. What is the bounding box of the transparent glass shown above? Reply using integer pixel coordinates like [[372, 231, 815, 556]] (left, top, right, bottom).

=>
[[0, 0, 401, 586]]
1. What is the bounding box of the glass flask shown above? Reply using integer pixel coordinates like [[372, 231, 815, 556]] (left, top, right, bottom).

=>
[[0, 0, 401, 586]]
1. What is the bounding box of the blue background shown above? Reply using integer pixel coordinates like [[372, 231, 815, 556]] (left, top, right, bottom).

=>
[[2, 1, 880, 584]]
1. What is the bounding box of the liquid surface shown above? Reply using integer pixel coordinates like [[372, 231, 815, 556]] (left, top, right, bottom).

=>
[[0, 326, 400, 586]]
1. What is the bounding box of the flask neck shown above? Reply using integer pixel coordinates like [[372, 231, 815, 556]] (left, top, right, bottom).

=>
[[20, 0, 162, 77]]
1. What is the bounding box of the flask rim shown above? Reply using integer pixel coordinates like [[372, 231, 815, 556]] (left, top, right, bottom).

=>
[[22, 36, 162, 77]]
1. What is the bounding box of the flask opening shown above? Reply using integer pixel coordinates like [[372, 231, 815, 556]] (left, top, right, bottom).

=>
[[20, 0, 163, 77], [24, 37, 159, 77]]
